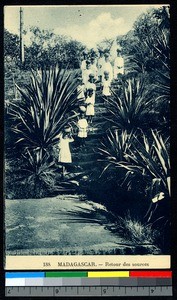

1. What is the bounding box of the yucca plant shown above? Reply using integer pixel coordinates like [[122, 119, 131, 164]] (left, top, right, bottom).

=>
[[125, 43, 150, 74], [117, 130, 170, 211], [18, 147, 79, 198], [9, 65, 79, 151], [19, 148, 57, 197], [105, 77, 155, 131], [151, 29, 170, 116], [97, 128, 170, 219], [97, 129, 134, 177], [136, 22, 170, 108]]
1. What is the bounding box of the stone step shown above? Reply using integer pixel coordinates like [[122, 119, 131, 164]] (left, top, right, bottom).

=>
[[93, 121, 109, 127], [88, 127, 104, 133], [72, 154, 98, 165], [94, 102, 105, 107], [76, 149, 98, 156], [72, 146, 99, 157], [87, 132, 103, 139], [86, 120, 108, 128], [71, 144, 94, 154], [71, 139, 103, 152], [72, 132, 98, 139], [93, 116, 109, 122], [75, 159, 99, 167], [94, 108, 107, 114], [84, 141, 102, 149]]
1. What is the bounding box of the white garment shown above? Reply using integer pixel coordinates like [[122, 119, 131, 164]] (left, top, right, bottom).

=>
[[85, 82, 96, 91], [102, 79, 111, 96], [114, 56, 124, 78], [85, 82, 96, 101], [97, 57, 105, 76], [85, 95, 95, 116], [77, 84, 85, 100], [81, 60, 86, 72], [58, 137, 74, 163], [78, 118, 88, 138], [102, 62, 113, 81], [90, 64, 98, 79], [82, 68, 92, 85]]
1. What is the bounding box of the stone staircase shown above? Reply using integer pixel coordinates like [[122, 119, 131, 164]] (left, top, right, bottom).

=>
[[68, 85, 111, 180], [65, 81, 124, 181]]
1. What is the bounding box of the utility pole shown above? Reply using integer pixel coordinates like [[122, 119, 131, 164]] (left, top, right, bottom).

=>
[[20, 7, 25, 64]]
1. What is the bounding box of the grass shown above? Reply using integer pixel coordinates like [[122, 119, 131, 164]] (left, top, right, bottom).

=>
[[106, 213, 161, 254]]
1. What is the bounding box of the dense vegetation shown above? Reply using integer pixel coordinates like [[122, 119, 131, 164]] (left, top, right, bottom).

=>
[[5, 6, 170, 253], [4, 27, 86, 69]]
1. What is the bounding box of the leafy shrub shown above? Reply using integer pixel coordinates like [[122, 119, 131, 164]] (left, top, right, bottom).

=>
[[8, 66, 79, 152], [97, 129, 170, 222], [105, 77, 156, 131]]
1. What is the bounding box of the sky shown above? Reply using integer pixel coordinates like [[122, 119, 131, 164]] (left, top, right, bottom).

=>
[[4, 5, 163, 48]]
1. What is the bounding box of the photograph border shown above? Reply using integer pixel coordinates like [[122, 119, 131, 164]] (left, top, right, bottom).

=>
[[2, 0, 177, 298]]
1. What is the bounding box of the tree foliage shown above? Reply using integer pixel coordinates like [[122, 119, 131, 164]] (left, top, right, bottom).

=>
[[120, 6, 170, 76], [4, 29, 20, 62], [4, 27, 86, 70]]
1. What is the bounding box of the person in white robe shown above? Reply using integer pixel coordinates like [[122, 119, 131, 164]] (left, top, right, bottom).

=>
[[85, 88, 95, 123], [80, 51, 87, 76], [58, 129, 74, 176], [97, 49, 105, 82], [82, 60, 92, 85], [114, 49, 124, 79], [77, 113, 88, 146], [90, 57, 98, 80], [102, 71, 112, 96], [102, 53, 113, 82], [85, 73, 96, 102]]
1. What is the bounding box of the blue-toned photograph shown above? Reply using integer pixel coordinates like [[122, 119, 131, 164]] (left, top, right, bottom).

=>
[[4, 5, 170, 256]]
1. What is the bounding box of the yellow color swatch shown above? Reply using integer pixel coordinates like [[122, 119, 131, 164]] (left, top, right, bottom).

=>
[[88, 271, 129, 278]]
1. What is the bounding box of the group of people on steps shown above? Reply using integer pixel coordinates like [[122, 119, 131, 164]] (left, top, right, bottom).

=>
[[58, 47, 124, 177]]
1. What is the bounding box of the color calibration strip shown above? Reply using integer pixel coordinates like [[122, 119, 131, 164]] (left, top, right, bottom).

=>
[[5, 271, 172, 297], [6, 271, 172, 286]]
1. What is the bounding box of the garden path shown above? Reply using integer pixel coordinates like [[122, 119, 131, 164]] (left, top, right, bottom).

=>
[[6, 195, 129, 255]]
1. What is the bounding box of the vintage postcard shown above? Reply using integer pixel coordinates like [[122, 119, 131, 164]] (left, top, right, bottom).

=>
[[4, 4, 170, 270]]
